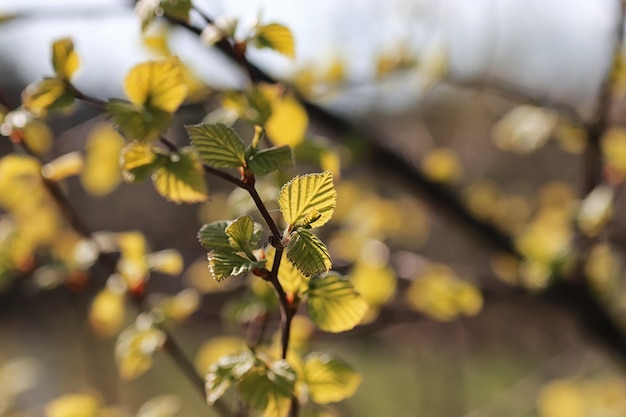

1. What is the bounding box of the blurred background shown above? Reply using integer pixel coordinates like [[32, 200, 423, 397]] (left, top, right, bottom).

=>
[[1, 1, 626, 417]]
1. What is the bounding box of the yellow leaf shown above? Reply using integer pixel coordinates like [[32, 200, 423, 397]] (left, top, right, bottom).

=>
[[52, 37, 80, 80], [124, 57, 187, 112], [46, 394, 101, 417], [89, 287, 126, 337], [120, 141, 160, 182], [81, 124, 124, 196], [146, 249, 183, 275], [303, 353, 362, 404], [22, 77, 74, 117], [156, 288, 200, 321], [151, 147, 208, 204], [602, 127, 626, 178], [537, 379, 585, 417], [22, 119, 52, 155], [117, 232, 149, 289], [115, 319, 165, 380], [41, 151, 84, 181], [421, 147, 462, 184], [254, 23, 296, 59], [491, 105, 558, 154], [577, 185, 614, 237], [585, 243, 620, 294], [195, 336, 246, 374], [265, 94, 308, 147], [265, 246, 308, 295], [350, 244, 396, 308]]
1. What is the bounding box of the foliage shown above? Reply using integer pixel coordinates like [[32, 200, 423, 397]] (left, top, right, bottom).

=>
[[1, 2, 626, 417]]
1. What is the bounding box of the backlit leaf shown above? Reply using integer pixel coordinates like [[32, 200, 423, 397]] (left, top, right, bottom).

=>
[[198, 221, 232, 251], [107, 99, 172, 142], [225, 215, 262, 254], [151, 147, 208, 204], [238, 359, 295, 417], [206, 349, 255, 404], [89, 287, 126, 338], [306, 272, 367, 332], [253, 23, 295, 59], [286, 229, 331, 277], [421, 147, 461, 184], [45, 394, 100, 417], [279, 172, 336, 229], [115, 318, 166, 380], [208, 251, 265, 281], [265, 94, 308, 147], [136, 395, 180, 417], [146, 249, 184, 275], [51, 37, 80, 80], [41, 151, 84, 181], [247, 145, 293, 176], [303, 353, 362, 404], [153, 288, 200, 321], [350, 256, 397, 308], [22, 78, 74, 117], [120, 141, 162, 183], [81, 124, 124, 196], [186, 122, 246, 168], [124, 57, 187, 112], [22, 118, 53, 155]]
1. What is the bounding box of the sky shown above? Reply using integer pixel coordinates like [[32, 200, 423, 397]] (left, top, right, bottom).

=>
[[0, 0, 620, 116]]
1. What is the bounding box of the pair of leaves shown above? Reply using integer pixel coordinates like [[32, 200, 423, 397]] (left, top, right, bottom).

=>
[[107, 57, 187, 141], [22, 38, 80, 117], [121, 142, 208, 204], [198, 216, 265, 281], [278, 172, 336, 277], [206, 349, 295, 417], [186, 122, 294, 176]]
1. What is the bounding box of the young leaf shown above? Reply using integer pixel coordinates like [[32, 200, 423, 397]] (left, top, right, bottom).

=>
[[198, 221, 232, 251], [225, 215, 262, 255], [124, 57, 187, 113], [306, 272, 367, 332], [120, 141, 162, 183], [45, 394, 101, 417], [81, 124, 125, 196], [286, 229, 331, 277], [22, 78, 74, 117], [51, 37, 80, 80], [107, 99, 172, 142], [208, 251, 265, 281], [115, 321, 166, 380], [186, 123, 246, 168], [247, 145, 293, 176], [151, 147, 208, 204], [253, 23, 295, 59], [237, 359, 296, 417], [206, 349, 255, 404], [279, 172, 336, 229], [303, 353, 362, 404], [265, 94, 308, 147]]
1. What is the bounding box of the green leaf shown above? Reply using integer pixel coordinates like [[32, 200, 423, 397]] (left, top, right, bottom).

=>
[[208, 251, 265, 281], [253, 23, 295, 59], [160, 0, 192, 22], [303, 353, 362, 404], [248, 145, 293, 176], [151, 147, 208, 204], [51, 37, 80, 80], [248, 86, 273, 125], [278, 172, 336, 229], [238, 359, 295, 417], [120, 141, 163, 183], [206, 349, 255, 405], [22, 78, 74, 117], [306, 272, 367, 332], [197, 221, 232, 251], [265, 247, 308, 295], [107, 99, 172, 142], [286, 229, 331, 277], [225, 215, 263, 255], [186, 123, 246, 168]]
